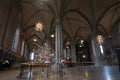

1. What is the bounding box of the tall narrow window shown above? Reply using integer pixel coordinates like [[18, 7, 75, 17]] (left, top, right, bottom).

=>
[[11, 26, 20, 52]]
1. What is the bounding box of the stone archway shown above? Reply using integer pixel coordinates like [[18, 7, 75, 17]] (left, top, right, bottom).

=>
[[110, 19, 120, 65]]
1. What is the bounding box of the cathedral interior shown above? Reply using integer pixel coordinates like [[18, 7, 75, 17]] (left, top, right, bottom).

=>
[[0, 0, 120, 80]]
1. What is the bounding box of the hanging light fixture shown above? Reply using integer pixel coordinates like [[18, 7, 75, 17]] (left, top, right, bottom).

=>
[[51, 34, 55, 38], [33, 38, 37, 42], [35, 22, 43, 32]]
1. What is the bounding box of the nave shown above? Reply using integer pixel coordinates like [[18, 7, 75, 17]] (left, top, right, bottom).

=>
[[0, 66, 120, 80]]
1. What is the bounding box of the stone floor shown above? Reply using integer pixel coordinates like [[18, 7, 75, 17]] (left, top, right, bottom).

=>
[[0, 66, 120, 80]]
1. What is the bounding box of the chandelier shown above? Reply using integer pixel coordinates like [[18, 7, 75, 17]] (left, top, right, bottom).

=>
[[35, 22, 43, 32]]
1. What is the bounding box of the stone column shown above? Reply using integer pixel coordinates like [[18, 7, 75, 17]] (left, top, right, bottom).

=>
[[20, 40, 25, 56], [24, 44, 28, 61], [71, 43, 76, 62], [55, 20, 62, 67], [91, 35, 102, 66], [1, 5, 11, 47]]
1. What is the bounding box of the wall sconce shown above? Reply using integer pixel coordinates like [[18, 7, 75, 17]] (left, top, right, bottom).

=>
[[66, 46, 69, 49], [82, 55, 86, 58]]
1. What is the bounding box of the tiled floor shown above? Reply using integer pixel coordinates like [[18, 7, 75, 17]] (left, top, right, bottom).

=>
[[0, 66, 120, 80]]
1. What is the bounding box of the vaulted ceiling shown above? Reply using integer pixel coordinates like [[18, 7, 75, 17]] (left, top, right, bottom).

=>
[[5, 0, 120, 51]]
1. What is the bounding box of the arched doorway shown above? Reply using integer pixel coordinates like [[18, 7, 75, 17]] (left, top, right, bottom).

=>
[[76, 40, 91, 65]]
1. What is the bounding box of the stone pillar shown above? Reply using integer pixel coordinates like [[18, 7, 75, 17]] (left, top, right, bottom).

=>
[[20, 40, 25, 56], [55, 20, 62, 67], [1, 5, 11, 47], [24, 44, 28, 61], [91, 35, 102, 66], [71, 43, 76, 62]]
